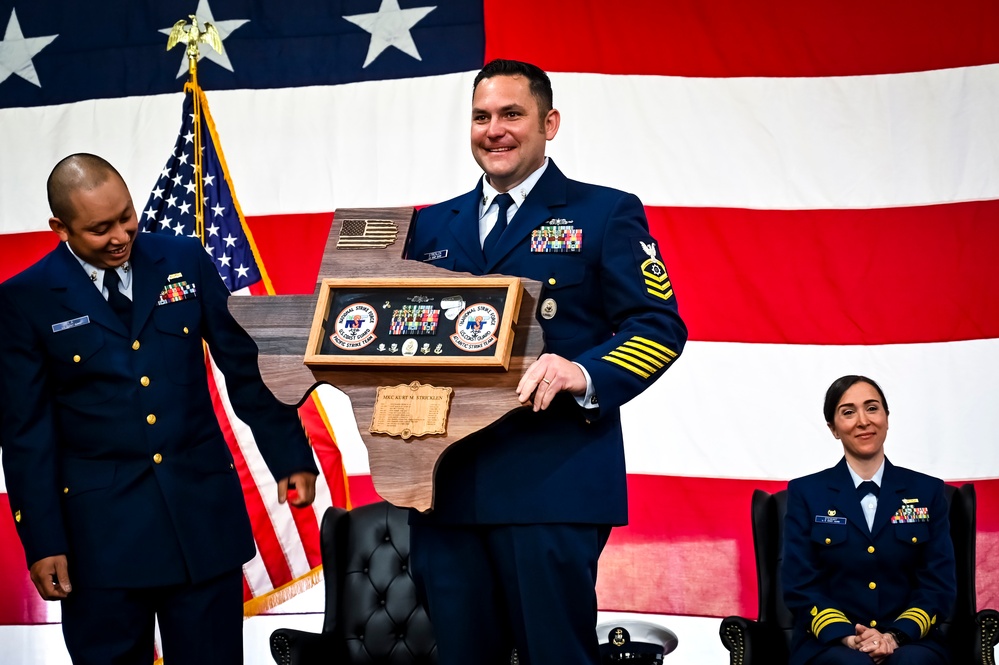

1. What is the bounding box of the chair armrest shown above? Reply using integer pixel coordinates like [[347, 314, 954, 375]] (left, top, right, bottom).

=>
[[720, 616, 786, 665], [270, 628, 336, 665], [976, 609, 999, 665]]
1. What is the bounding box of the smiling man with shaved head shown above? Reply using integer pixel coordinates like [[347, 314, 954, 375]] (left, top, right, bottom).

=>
[[0, 153, 319, 664]]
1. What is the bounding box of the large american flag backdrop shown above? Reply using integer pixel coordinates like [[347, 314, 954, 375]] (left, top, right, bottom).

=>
[[1, 0, 997, 640]]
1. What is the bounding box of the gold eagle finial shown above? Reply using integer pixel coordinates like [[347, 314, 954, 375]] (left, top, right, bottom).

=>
[[166, 15, 224, 65]]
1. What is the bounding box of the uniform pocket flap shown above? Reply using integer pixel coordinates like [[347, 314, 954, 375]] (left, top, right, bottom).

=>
[[60, 458, 116, 497]]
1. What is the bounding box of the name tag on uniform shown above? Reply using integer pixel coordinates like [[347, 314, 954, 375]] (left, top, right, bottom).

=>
[[815, 515, 847, 525], [51, 315, 90, 333], [422, 249, 448, 262]]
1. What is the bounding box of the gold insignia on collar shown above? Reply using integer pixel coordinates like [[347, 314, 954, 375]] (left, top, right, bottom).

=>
[[827, 509, 837, 517], [168, 272, 183, 281], [902, 498, 919, 504]]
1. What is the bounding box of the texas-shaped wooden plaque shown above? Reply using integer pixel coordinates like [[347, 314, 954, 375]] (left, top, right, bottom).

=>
[[227, 207, 544, 512]]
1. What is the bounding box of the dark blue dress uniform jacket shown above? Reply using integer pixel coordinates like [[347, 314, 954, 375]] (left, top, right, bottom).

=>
[[0, 233, 317, 589], [782, 457, 956, 665], [405, 161, 688, 525]]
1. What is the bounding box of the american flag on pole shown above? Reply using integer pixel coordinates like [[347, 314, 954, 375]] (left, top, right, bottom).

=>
[[141, 84, 267, 293], [140, 78, 352, 614], [1, 0, 998, 658]]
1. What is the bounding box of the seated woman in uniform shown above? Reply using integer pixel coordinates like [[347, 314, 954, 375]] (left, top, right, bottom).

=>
[[781, 375, 956, 665]]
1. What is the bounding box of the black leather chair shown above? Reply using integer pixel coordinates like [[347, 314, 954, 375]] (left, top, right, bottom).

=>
[[719, 484, 999, 665], [270, 501, 437, 665]]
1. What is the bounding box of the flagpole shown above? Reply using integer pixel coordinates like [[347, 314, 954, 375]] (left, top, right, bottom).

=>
[[167, 15, 223, 242]]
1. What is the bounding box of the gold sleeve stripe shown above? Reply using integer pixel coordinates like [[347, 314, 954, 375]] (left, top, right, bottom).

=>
[[620, 342, 667, 366], [601, 336, 679, 379], [616, 345, 665, 369], [607, 349, 659, 375], [632, 336, 678, 358], [600, 354, 652, 379], [811, 608, 850, 636], [897, 608, 931, 637]]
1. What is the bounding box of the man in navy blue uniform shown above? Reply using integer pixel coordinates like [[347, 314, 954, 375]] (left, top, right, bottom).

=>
[[404, 60, 688, 665], [782, 376, 955, 665], [0, 154, 319, 664]]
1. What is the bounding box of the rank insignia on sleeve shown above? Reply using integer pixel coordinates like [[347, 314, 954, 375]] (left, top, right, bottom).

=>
[[636, 240, 673, 301], [600, 335, 678, 379], [811, 608, 851, 636], [531, 221, 582, 252]]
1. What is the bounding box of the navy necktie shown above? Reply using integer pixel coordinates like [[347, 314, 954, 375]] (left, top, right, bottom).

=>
[[857, 480, 880, 498], [482, 193, 514, 260], [103, 268, 132, 327]]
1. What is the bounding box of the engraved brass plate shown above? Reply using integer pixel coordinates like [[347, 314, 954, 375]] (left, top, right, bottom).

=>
[[370, 381, 453, 439]]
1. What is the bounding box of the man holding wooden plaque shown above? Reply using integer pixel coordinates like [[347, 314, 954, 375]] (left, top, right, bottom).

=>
[[405, 59, 688, 665]]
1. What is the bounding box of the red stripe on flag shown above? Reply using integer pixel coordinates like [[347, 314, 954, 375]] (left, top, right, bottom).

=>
[[299, 392, 351, 511], [346, 474, 382, 509], [597, 475, 787, 617], [5, 199, 999, 346], [243, 213, 334, 295], [204, 356, 294, 597], [0, 495, 47, 625], [596, 475, 999, 618], [650, 201, 999, 345], [485, 0, 999, 77], [0, 231, 57, 284], [286, 493, 322, 570]]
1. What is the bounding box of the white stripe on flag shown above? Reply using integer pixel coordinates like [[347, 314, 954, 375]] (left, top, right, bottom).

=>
[[208, 356, 312, 584], [308, 447, 336, 524], [313, 383, 370, 475], [4, 65, 999, 235], [622, 337, 999, 481]]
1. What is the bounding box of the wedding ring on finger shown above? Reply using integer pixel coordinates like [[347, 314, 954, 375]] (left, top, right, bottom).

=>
[[542, 378, 551, 385]]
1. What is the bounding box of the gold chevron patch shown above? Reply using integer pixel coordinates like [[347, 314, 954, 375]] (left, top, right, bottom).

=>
[[601, 335, 678, 379], [641, 258, 673, 301], [811, 607, 850, 637]]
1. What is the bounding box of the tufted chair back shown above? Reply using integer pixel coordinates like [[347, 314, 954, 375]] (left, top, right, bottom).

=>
[[271, 502, 437, 665]]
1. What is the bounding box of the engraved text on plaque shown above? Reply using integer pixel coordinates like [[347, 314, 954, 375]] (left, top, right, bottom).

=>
[[370, 381, 453, 439]]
